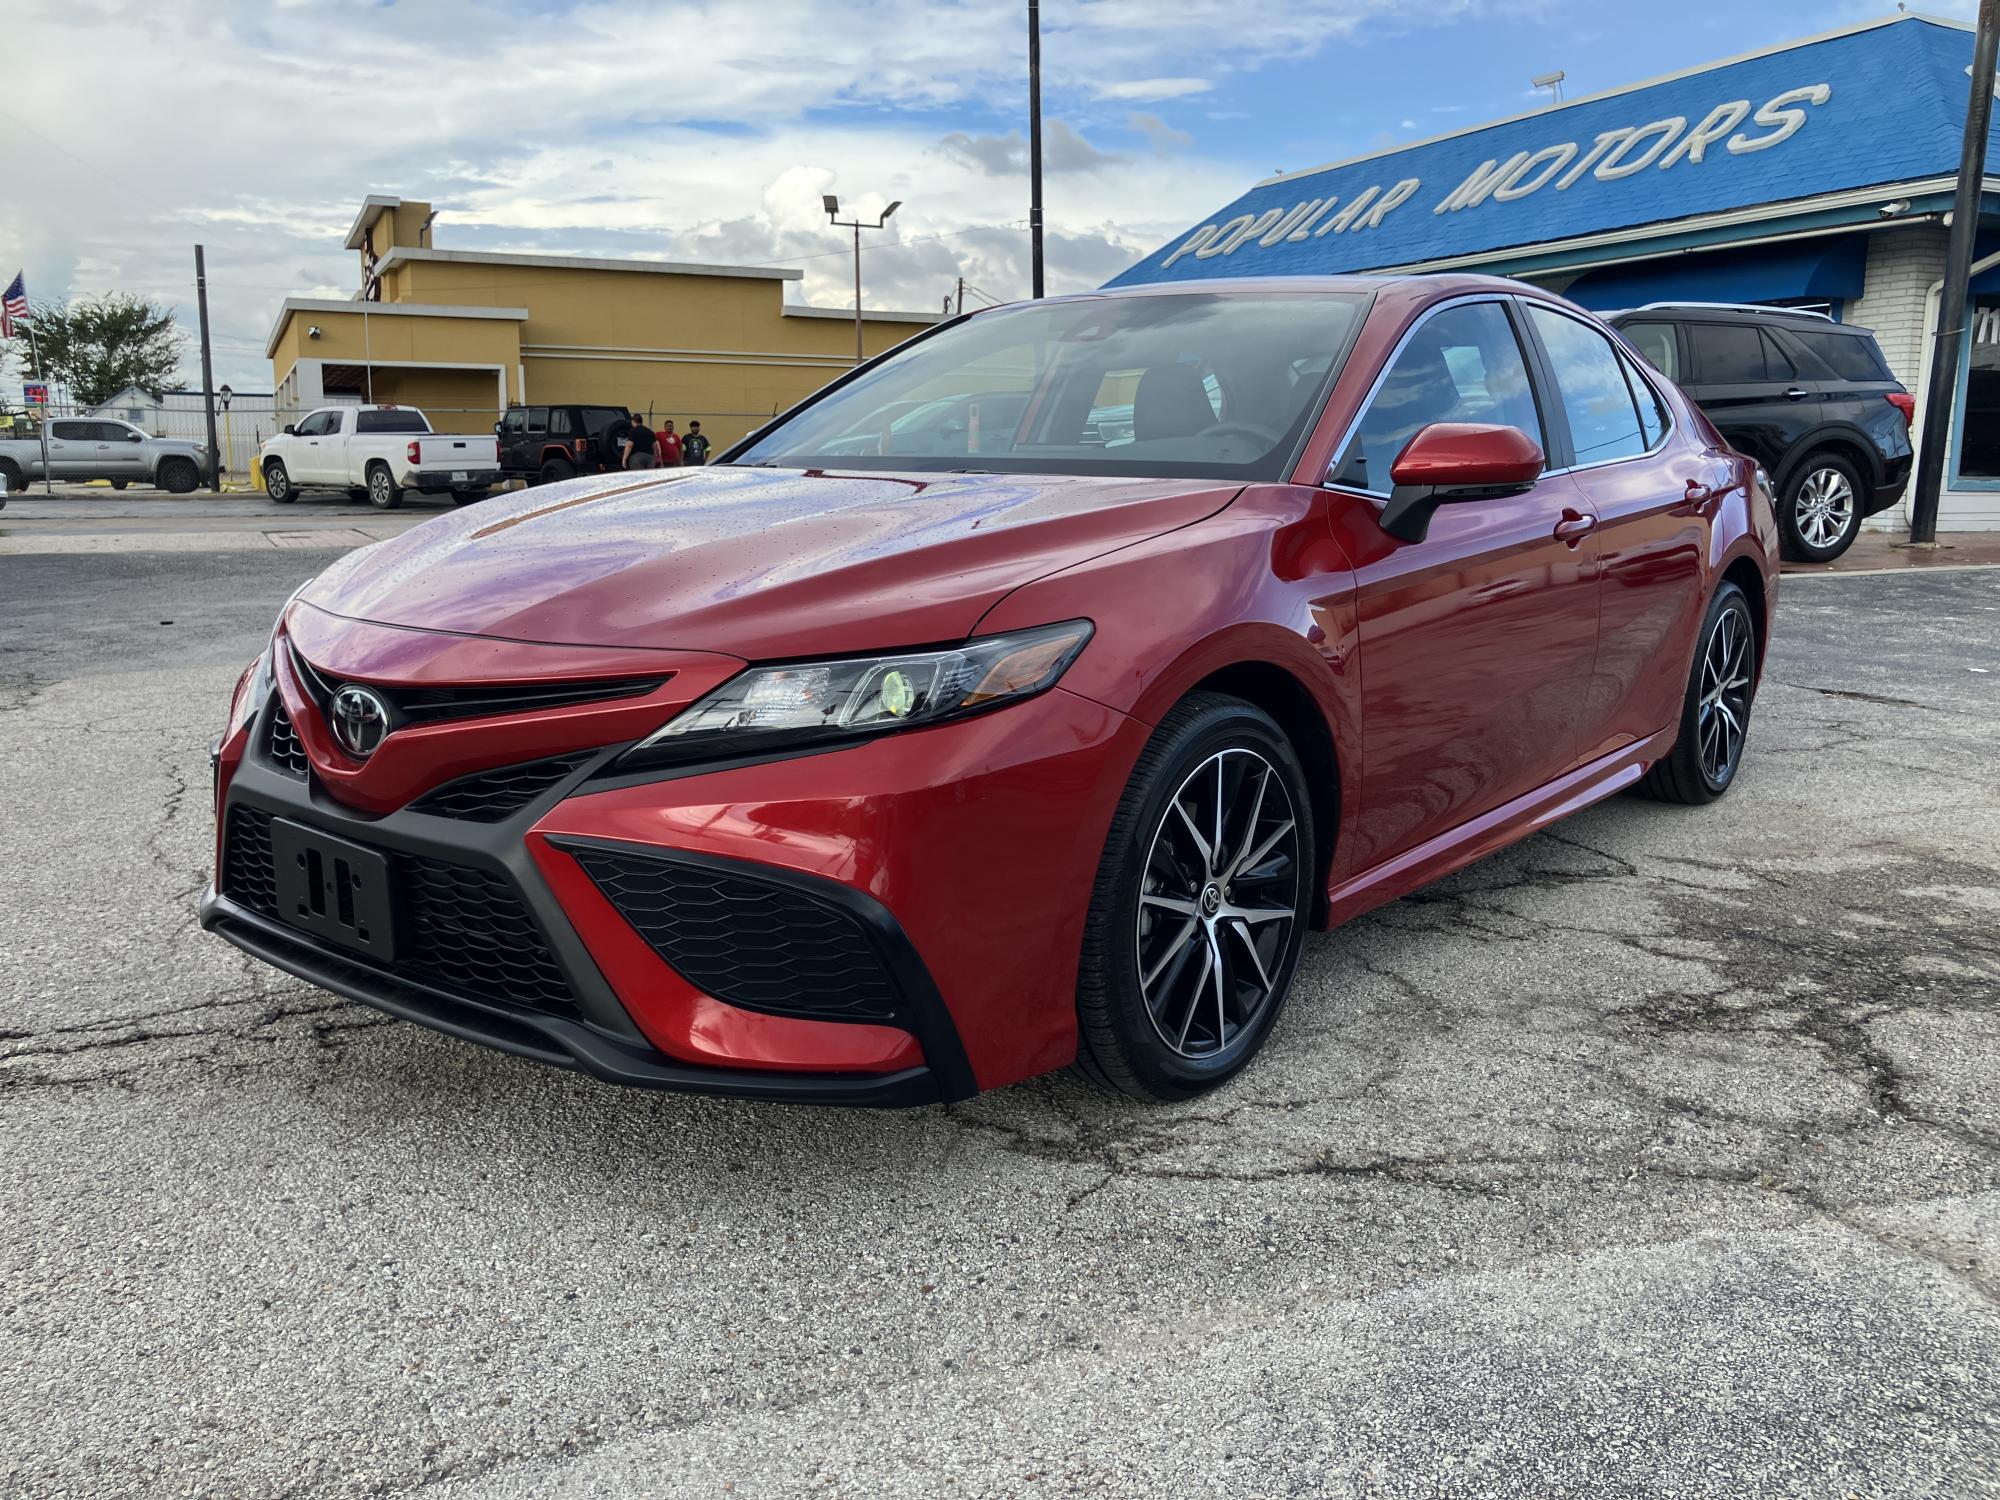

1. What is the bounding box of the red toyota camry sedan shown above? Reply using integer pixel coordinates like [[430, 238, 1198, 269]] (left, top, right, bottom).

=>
[[204, 275, 1777, 1106]]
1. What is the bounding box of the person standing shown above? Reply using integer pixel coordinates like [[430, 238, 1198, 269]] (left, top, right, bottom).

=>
[[622, 419, 658, 469], [657, 419, 684, 467], [682, 420, 711, 466]]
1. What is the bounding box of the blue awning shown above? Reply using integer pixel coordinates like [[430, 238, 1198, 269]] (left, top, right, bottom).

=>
[[1563, 236, 1868, 311]]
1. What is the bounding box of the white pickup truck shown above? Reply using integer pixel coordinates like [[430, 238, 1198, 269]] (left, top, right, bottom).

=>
[[259, 405, 502, 508]]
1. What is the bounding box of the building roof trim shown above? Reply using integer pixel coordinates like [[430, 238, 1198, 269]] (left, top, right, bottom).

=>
[[377, 246, 804, 282], [264, 298, 530, 359], [342, 195, 404, 251], [1255, 12, 1961, 189], [782, 304, 945, 324]]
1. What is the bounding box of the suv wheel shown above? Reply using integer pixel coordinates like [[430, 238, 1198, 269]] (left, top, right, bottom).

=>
[[1075, 693, 1314, 1102], [1780, 454, 1864, 563]]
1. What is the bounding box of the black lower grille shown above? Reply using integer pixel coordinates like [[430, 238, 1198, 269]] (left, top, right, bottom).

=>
[[571, 848, 899, 1022], [265, 703, 309, 778], [222, 806, 281, 916], [219, 808, 576, 1017], [410, 753, 595, 822]]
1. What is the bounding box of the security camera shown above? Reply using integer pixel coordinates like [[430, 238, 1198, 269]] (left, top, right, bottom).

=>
[[308, 325, 323, 338], [1878, 200, 1911, 218]]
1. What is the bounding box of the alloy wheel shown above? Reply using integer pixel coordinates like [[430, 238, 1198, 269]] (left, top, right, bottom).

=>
[[1135, 748, 1300, 1059], [1795, 467, 1855, 552], [1697, 605, 1754, 788]]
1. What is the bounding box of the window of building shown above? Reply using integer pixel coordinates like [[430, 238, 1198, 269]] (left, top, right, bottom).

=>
[[1331, 300, 1543, 493], [1961, 297, 2000, 481], [1527, 304, 1646, 466]]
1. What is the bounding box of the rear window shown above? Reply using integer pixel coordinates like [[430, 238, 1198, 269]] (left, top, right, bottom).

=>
[[1791, 329, 1893, 382], [355, 409, 429, 434], [579, 408, 630, 435]]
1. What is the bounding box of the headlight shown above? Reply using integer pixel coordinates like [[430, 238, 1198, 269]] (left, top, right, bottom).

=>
[[619, 620, 1093, 770]]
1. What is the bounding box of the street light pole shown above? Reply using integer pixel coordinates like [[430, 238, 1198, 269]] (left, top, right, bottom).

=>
[[823, 195, 902, 365], [1911, 0, 2000, 544], [1028, 0, 1045, 299], [194, 244, 222, 493]]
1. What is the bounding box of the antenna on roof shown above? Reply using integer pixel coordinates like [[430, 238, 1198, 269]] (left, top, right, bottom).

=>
[[1531, 69, 1565, 106]]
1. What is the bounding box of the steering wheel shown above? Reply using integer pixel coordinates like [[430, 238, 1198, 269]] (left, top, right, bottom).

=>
[[1197, 419, 1283, 448]]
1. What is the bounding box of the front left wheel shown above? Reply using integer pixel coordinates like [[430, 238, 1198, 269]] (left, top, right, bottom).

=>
[[1075, 693, 1314, 1102]]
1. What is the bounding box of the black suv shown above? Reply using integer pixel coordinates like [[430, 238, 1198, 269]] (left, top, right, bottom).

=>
[[1605, 304, 1913, 563], [496, 405, 633, 485]]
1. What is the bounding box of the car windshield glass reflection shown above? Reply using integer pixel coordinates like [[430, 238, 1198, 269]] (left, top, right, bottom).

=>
[[734, 291, 1368, 481]]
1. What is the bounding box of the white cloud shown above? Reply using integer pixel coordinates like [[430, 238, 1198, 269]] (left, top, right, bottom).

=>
[[0, 0, 1532, 390]]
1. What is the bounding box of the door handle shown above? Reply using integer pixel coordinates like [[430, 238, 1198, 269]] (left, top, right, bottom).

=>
[[1679, 477, 1720, 511], [1783, 386, 1811, 401], [1553, 509, 1596, 546]]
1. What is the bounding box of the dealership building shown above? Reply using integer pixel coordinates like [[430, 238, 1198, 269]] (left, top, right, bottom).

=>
[[1113, 12, 2000, 531], [264, 196, 940, 447]]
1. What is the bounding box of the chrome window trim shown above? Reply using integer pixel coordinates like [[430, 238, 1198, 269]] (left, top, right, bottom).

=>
[[1524, 301, 1675, 479], [1320, 292, 1527, 500]]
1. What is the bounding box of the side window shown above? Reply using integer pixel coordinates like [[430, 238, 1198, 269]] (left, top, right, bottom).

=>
[[1332, 301, 1543, 494], [525, 407, 548, 434], [1689, 323, 1767, 384], [1620, 321, 1681, 381], [548, 409, 574, 437], [51, 420, 89, 440], [1760, 330, 1796, 381], [297, 411, 334, 437], [499, 410, 525, 435], [1527, 305, 1647, 467], [1619, 350, 1670, 450]]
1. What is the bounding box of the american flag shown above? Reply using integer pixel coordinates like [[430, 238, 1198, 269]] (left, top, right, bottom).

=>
[[0, 273, 25, 339]]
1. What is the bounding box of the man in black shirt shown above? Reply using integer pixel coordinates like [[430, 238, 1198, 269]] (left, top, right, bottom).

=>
[[622, 420, 658, 469], [683, 421, 712, 466]]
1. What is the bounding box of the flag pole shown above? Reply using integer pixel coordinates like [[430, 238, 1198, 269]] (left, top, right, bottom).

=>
[[22, 313, 51, 495]]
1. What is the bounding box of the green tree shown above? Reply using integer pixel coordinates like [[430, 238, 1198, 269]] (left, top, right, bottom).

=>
[[17, 293, 187, 408]]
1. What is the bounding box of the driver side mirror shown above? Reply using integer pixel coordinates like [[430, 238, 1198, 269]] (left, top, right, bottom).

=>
[[1378, 423, 1544, 543], [283, 424, 298, 436], [126, 431, 144, 442]]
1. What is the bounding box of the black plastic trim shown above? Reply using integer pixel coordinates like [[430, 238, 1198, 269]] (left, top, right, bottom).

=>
[[201, 893, 944, 1106], [548, 834, 978, 1103]]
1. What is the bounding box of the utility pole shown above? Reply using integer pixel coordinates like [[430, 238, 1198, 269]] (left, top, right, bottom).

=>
[[1028, 0, 1045, 299], [1912, 0, 2000, 544], [956, 276, 965, 317], [194, 245, 222, 492], [823, 195, 902, 364]]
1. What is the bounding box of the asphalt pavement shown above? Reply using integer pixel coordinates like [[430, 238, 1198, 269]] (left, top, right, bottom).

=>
[[2, 537, 1997, 1498]]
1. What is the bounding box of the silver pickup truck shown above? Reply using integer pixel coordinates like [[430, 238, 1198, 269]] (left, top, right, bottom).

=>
[[0, 417, 208, 493]]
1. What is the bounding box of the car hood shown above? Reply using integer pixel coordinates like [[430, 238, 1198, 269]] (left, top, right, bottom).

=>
[[298, 465, 1240, 657]]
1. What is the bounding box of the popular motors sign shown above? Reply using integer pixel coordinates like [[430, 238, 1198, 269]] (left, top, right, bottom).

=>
[[1160, 83, 1833, 272]]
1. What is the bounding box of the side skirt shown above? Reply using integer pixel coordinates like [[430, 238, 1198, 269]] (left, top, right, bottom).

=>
[[1322, 725, 1677, 930]]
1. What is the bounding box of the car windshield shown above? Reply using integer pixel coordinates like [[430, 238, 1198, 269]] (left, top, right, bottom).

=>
[[733, 290, 1370, 480]]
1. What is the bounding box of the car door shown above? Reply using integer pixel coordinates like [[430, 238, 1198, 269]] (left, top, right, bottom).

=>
[[96, 421, 148, 478], [45, 420, 96, 478], [1526, 303, 1722, 761], [523, 406, 550, 467], [1325, 295, 1602, 873], [292, 409, 339, 483], [498, 409, 527, 471], [1679, 319, 1813, 478]]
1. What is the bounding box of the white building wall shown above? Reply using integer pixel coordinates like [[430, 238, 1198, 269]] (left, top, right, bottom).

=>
[[1847, 225, 1947, 390]]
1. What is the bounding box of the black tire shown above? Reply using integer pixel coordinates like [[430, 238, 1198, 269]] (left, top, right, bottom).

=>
[[109, 479, 127, 491], [264, 460, 296, 504], [450, 488, 489, 506], [0, 461, 24, 494], [1075, 692, 1315, 1102], [366, 463, 403, 510], [1636, 581, 1758, 805], [1777, 453, 1865, 563], [537, 458, 576, 487], [157, 457, 200, 494]]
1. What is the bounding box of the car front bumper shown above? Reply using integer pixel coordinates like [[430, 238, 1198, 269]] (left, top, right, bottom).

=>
[[206, 680, 1149, 1104]]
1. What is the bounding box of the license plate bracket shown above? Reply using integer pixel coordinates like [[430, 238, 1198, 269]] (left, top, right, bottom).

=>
[[270, 817, 398, 961], [451, 470, 469, 482]]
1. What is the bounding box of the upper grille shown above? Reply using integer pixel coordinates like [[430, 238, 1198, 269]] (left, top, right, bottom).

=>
[[219, 807, 576, 1017], [289, 644, 663, 725], [265, 702, 309, 778], [410, 753, 595, 822], [571, 848, 900, 1023]]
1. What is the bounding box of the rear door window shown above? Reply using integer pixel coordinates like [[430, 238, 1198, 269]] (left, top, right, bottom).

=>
[[50, 420, 89, 440], [1526, 304, 1647, 467], [1620, 321, 1682, 381], [525, 407, 549, 434], [548, 409, 574, 437], [1619, 350, 1670, 450], [1689, 323, 1769, 384], [1331, 300, 1544, 493]]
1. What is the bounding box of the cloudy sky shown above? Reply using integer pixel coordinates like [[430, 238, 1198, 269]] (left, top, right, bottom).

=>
[[0, 0, 1966, 392]]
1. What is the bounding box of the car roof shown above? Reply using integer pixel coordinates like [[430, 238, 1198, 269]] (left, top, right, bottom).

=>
[[1607, 302, 1877, 336]]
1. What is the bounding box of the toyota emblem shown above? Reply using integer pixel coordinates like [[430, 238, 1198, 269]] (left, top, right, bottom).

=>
[[329, 684, 391, 758]]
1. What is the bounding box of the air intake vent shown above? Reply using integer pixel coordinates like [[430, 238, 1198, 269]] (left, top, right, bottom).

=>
[[265, 702, 309, 778], [410, 752, 595, 822]]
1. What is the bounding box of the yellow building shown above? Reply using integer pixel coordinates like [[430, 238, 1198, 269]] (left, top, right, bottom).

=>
[[263, 196, 942, 447]]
